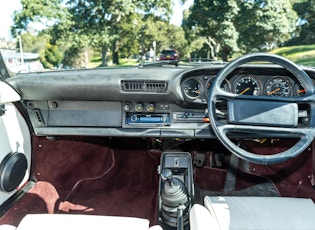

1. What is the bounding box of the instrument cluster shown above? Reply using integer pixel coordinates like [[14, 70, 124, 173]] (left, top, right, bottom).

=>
[[181, 73, 306, 103]]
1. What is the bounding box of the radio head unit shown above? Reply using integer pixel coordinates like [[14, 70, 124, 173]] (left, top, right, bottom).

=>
[[125, 113, 170, 126]]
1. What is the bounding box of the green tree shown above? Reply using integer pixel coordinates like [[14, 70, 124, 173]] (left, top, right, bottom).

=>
[[65, 0, 173, 66], [118, 13, 143, 60], [237, 0, 298, 52], [142, 16, 170, 58], [12, 0, 175, 66], [19, 32, 47, 53], [182, 9, 206, 60], [12, 0, 195, 67], [11, 0, 70, 37], [186, 0, 240, 61], [62, 45, 91, 68], [290, 0, 315, 45], [40, 43, 62, 68], [119, 15, 187, 62], [185, 0, 297, 60], [166, 24, 188, 58], [17, 32, 62, 69]]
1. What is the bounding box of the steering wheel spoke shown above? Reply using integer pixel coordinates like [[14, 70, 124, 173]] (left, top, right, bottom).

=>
[[219, 123, 310, 136]]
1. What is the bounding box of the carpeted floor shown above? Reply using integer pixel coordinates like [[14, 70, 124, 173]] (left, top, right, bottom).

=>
[[1, 136, 315, 227], [0, 137, 161, 226]]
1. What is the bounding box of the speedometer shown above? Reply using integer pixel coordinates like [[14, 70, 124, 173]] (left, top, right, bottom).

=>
[[265, 77, 292, 97]]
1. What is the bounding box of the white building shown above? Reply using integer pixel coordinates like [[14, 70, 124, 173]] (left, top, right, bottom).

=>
[[0, 49, 43, 73]]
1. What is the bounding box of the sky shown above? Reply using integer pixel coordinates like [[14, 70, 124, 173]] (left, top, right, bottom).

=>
[[0, 0, 22, 39], [0, 0, 193, 40], [171, 0, 193, 25]]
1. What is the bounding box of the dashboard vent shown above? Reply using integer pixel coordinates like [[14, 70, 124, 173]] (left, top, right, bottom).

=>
[[121, 81, 167, 92], [33, 109, 45, 126]]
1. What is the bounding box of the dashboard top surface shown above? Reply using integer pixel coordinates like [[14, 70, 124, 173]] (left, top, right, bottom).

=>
[[5, 63, 315, 138], [6, 64, 315, 102]]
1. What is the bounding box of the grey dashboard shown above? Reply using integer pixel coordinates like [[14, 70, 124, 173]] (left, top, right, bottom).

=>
[[6, 64, 315, 138]]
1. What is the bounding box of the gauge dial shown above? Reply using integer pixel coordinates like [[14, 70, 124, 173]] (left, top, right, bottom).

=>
[[294, 84, 306, 96], [206, 77, 231, 95], [183, 77, 202, 99], [234, 75, 261, 95], [266, 77, 292, 97]]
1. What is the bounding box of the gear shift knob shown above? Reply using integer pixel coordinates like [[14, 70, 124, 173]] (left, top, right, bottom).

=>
[[161, 169, 173, 184]]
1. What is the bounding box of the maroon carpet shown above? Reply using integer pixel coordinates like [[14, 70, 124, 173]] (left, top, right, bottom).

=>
[[1, 136, 314, 227], [0, 136, 161, 226]]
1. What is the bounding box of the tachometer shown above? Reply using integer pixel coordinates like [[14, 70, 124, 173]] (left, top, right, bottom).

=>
[[182, 77, 202, 100], [234, 75, 261, 95], [265, 77, 292, 97]]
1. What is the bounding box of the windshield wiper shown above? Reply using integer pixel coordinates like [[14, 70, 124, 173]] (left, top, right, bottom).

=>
[[139, 60, 179, 67], [139, 59, 228, 68], [185, 58, 228, 65]]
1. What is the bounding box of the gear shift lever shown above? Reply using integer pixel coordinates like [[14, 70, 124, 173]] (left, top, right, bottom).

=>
[[160, 169, 190, 230]]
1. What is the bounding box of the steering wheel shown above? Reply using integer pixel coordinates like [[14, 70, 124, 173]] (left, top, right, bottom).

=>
[[208, 53, 315, 165]]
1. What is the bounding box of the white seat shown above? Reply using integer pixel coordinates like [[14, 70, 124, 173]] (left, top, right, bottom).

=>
[[190, 196, 315, 230], [0, 214, 162, 230], [0, 225, 16, 230]]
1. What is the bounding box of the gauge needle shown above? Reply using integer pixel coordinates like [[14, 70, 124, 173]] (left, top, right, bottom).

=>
[[297, 89, 306, 94], [267, 88, 280, 96], [240, 87, 250, 95]]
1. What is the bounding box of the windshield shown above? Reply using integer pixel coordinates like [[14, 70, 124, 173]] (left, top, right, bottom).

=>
[[0, 0, 314, 74]]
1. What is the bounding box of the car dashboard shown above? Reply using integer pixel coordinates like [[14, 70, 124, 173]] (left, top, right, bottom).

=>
[[6, 64, 315, 139]]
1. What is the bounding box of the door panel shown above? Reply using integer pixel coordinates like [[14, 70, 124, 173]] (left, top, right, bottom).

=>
[[0, 83, 31, 205]]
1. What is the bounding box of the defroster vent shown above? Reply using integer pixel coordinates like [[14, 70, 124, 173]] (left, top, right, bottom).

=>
[[121, 81, 167, 92]]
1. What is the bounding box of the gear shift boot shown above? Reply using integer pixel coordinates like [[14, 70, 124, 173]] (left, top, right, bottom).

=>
[[158, 152, 194, 230]]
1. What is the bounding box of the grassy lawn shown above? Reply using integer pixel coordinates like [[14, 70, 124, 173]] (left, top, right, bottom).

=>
[[270, 44, 315, 67]]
